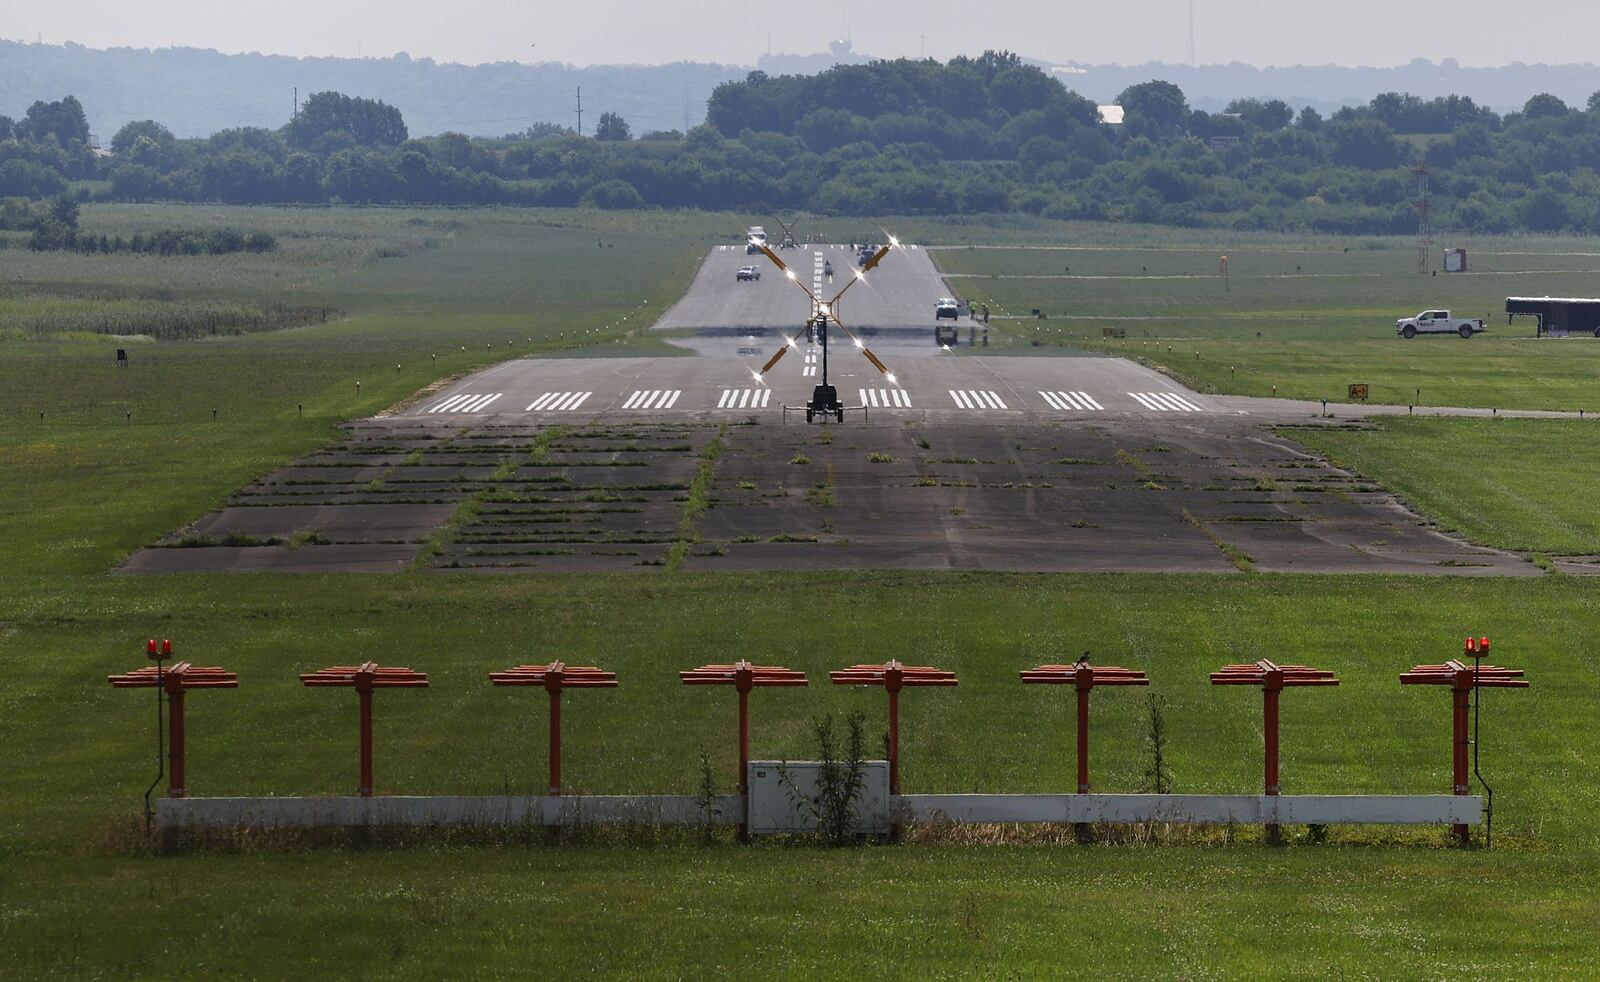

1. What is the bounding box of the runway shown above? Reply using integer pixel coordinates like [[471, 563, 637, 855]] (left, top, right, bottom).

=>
[[119, 241, 1544, 576]]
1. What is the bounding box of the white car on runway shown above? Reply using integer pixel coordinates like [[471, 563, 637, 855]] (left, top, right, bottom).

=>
[[935, 297, 961, 320]]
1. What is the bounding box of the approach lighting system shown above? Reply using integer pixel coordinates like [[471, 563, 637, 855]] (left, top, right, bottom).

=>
[[750, 238, 900, 423]]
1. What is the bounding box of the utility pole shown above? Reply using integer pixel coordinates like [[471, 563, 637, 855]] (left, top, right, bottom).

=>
[[575, 86, 583, 136], [293, 86, 299, 120]]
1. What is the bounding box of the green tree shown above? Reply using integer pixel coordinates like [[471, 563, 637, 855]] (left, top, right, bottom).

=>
[[48, 193, 79, 229], [285, 92, 407, 150], [581, 178, 644, 209], [1325, 117, 1406, 169], [18, 96, 90, 145], [1117, 80, 1189, 137], [594, 112, 631, 141], [1523, 93, 1569, 120], [110, 120, 174, 155]]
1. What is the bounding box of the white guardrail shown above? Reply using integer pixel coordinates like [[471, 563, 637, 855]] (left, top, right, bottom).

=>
[[157, 792, 1479, 832]]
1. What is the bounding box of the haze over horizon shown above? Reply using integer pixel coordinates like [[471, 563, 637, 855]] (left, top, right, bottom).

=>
[[9, 0, 1600, 70]]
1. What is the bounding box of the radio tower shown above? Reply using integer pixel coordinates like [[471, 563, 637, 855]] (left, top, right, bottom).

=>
[[1412, 160, 1433, 274]]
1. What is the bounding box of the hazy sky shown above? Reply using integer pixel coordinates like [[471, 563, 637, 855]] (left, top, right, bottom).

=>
[[10, 0, 1600, 68]]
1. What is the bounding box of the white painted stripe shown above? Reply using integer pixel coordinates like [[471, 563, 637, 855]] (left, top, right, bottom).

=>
[[428, 393, 472, 413], [718, 390, 732, 408], [737, 389, 751, 409], [1128, 392, 1163, 411], [526, 392, 558, 411], [1046, 391, 1070, 410], [1075, 391, 1103, 410], [467, 393, 503, 413], [1164, 391, 1204, 412], [949, 390, 970, 409], [990, 392, 1009, 410], [1062, 391, 1087, 410], [663, 390, 681, 409], [567, 392, 592, 411], [623, 391, 643, 409], [863, 389, 877, 407], [900, 390, 912, 408], [887, 388, 901, 408], [454, 394, 488, 413], [758, 389, 770, 408], [1039, 391, 1063, 410], [545, 392, 573, 411], [1149, 392, 1187, 412]]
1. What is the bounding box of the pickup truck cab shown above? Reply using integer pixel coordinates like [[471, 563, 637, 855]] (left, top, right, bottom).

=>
[[1397, 310, 1484, 338]]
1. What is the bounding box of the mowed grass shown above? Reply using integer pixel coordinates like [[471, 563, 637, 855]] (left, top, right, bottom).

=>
[[1292, 417, 1600, 555], [934, 233, 1600, 410], [5, 572, 1600, 975], [5, 207, 1600, 975]]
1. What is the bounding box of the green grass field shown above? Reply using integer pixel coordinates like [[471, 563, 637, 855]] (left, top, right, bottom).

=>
[[934, 231, 1600, 411], [1293, 418, 1600, 555], [4, 207, 1600, 976]]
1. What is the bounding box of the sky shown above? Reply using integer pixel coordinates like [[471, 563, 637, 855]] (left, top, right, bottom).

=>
[[10, 0, 1600, 68]]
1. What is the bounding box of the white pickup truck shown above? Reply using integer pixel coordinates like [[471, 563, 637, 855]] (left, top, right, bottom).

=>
[[1396, 310, 1485, 339]]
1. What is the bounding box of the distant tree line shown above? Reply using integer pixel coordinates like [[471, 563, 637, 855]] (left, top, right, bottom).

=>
[[0, 194, 274, 254], [11, 55, 1600, 233]]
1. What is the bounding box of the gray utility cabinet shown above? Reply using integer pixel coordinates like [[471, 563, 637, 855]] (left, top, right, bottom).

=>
[[746, 760, 891, 835]]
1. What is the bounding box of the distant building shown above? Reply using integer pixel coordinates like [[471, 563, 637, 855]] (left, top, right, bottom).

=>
[[758, 38, 868, 76], [1097, 105, 1124, 127]]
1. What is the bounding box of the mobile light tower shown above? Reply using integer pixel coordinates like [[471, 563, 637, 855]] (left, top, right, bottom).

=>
[[750, 239, 899, 423], [773, 215, 802, 250]]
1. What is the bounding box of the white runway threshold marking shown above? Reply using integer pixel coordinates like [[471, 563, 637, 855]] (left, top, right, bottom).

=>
[[1038, 390, 1104, 411], [859, 388, 913, 408], [1128, 391, 1205, 413], [622, 390, 682, 410], [526, 391, 593, 412], [717, 388, 772, 409], [948, 389, 1009, 410], [427, 392, 502, 414]]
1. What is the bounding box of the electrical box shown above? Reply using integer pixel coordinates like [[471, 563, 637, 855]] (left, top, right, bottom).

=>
[[746, 760, 891, 835], [1444, 248, 1468, 273]]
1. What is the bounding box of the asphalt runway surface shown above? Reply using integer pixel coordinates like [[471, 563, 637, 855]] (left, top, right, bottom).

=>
[[121, 243, 1556, 576]]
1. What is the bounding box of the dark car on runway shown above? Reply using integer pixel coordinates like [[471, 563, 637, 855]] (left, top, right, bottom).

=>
[[736, 265, 761, 281]]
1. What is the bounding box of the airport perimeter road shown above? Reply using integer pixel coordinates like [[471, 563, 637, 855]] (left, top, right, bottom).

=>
[[651, 242, 965, 331]]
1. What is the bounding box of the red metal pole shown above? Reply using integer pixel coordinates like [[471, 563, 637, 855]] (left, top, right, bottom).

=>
[[549, 686, 562, 796], [1453, 670, 1471, 846], [358, 684, 374, 797], [887, 687, 901, 795], [1075, 670, 1092, 793], [1263, 671, 1282, 842], [167, 686, 186, 799], [737, 686, 750, 793]]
